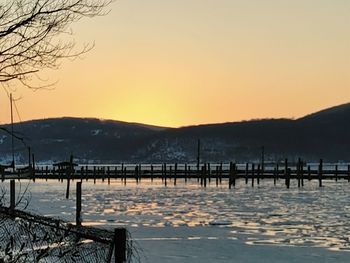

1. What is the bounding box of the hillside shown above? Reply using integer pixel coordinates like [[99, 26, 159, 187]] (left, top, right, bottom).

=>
[[0, 103, 350, 163]]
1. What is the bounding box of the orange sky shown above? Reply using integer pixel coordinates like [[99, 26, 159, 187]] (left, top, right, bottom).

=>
[[1, 0, 350, 127]]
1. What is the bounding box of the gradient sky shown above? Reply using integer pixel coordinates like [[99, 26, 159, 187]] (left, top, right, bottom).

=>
[[1, 0, 350, 127]]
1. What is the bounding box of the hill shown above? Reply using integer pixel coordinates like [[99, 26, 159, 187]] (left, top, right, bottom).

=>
[[1, 103, 350, 163]]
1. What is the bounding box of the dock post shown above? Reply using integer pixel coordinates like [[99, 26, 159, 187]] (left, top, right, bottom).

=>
[[107, 166, 111, 185], [76, 182, 82, 226], [228, 162, 232, 189], [151, 164, 154, 182], [318, 159, 323, 187], [93, 166, 96, 184], [10, 180, 15, 213], [135, 165, 139, 184], [164, 163, 167, 186], [274, 163, 279, 185], [201, 165, 204, 187], [219, 162, 223, 184], [284, 159, 289, 189], [232, 163, 236, 187], [121, 163, 124, 182], [32, 153, 35, 179], [297, 158, 301, 188], [124, 167, 127, 185], [335, 164, 338, 182], [300, 160, 304, 187], [251, 163, 255, 187], [257, 164, 260, 185], [207, 163, 211, 184], [245, 163, 249, 184]]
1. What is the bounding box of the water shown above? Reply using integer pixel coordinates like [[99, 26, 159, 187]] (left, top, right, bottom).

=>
[[3, 178, 350, 262]]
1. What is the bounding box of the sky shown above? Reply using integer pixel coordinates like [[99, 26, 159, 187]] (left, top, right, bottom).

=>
[[1, 0, 350, 127]]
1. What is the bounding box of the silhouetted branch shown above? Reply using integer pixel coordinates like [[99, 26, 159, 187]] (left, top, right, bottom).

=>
[[0, 0, 112, 89]]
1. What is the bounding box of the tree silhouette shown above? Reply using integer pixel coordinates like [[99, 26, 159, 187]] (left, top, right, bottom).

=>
[[0, 0, 112, 90]]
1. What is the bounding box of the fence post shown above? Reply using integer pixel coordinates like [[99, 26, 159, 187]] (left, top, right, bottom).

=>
[[318, 159, 323, 187], [10, 179, 15, 213], [32, 153, 35, 178], [114, 228, 126, 263], [76, 182, 82, 226]]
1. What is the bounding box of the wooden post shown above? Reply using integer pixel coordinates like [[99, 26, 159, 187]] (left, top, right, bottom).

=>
[[10, 180, 15, 212], [174, 163, 177, 186], [151, 164, 154, 182], [80, 166, 84, 181], [335, 164, 338, 182], [200, 165, 204, 186], [174, 164, 177, 186], [232, 163, 236, 188], [102, 167, 106, 183], [245, 163, 249, 184], [121, 163, 124, 181], [124, 167, 127, 185], [185, 164, 188, 183], [76, 182, 82, 226], [93, 166, 96, 184], [138, 164, 141, 183], [297, 158, 301, 188], [216, 166, 219, 186], [308, 165, 311, 181], [219, 163, 223, 184], [251, 163, 255, 187], [66, 155, 73, 199], [300, 160, 304, 187], [284, 159, 289, 189], [28, 147, 31, 169], [286, 168, 290, 189], [228, 162, 232, 189], [318, 159, 323, 187], [32, 153, 35, 178], [114, 228, 126, 263], [164, 163, 167, 187], [257, 164, 260, 185], [108, 166, 111, 185], [135, 165, 139, 184], [207, 163, 211, 184]]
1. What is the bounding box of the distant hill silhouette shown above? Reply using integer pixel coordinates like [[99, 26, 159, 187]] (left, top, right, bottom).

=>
[[1, 103, 350, 163]]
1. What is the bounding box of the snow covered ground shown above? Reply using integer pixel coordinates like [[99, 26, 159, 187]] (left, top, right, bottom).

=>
[[2, 178, 350, 262]]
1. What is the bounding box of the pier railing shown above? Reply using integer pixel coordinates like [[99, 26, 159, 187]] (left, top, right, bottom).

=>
[[4, 159, 350, 188]]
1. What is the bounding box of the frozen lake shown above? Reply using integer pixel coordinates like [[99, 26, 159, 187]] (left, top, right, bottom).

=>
[[3, 178, 350, 262]]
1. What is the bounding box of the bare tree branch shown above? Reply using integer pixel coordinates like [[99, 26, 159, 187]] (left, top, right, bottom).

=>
[[0, 0, 112, 89]]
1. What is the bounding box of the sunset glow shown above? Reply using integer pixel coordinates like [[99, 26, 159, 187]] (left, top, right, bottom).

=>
[[1, 0, 349, 127]]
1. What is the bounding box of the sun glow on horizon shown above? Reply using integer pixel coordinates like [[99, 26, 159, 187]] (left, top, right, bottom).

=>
[[0, 0, 349, 127]]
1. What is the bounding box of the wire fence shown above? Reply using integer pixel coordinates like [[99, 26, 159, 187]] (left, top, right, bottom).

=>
[[0, 206, 134, 263]]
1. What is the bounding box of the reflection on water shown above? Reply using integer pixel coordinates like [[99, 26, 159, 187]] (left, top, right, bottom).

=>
[[14, 178, 350, 252]]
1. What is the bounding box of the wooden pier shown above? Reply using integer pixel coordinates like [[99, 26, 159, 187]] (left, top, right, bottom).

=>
[[4, 159, 350, 188]]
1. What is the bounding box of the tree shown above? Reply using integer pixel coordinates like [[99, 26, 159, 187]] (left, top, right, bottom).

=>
[[0, 0, 112, 90]]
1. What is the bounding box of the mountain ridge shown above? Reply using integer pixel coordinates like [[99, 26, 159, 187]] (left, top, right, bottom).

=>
[[0, 103, 349, 163]]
